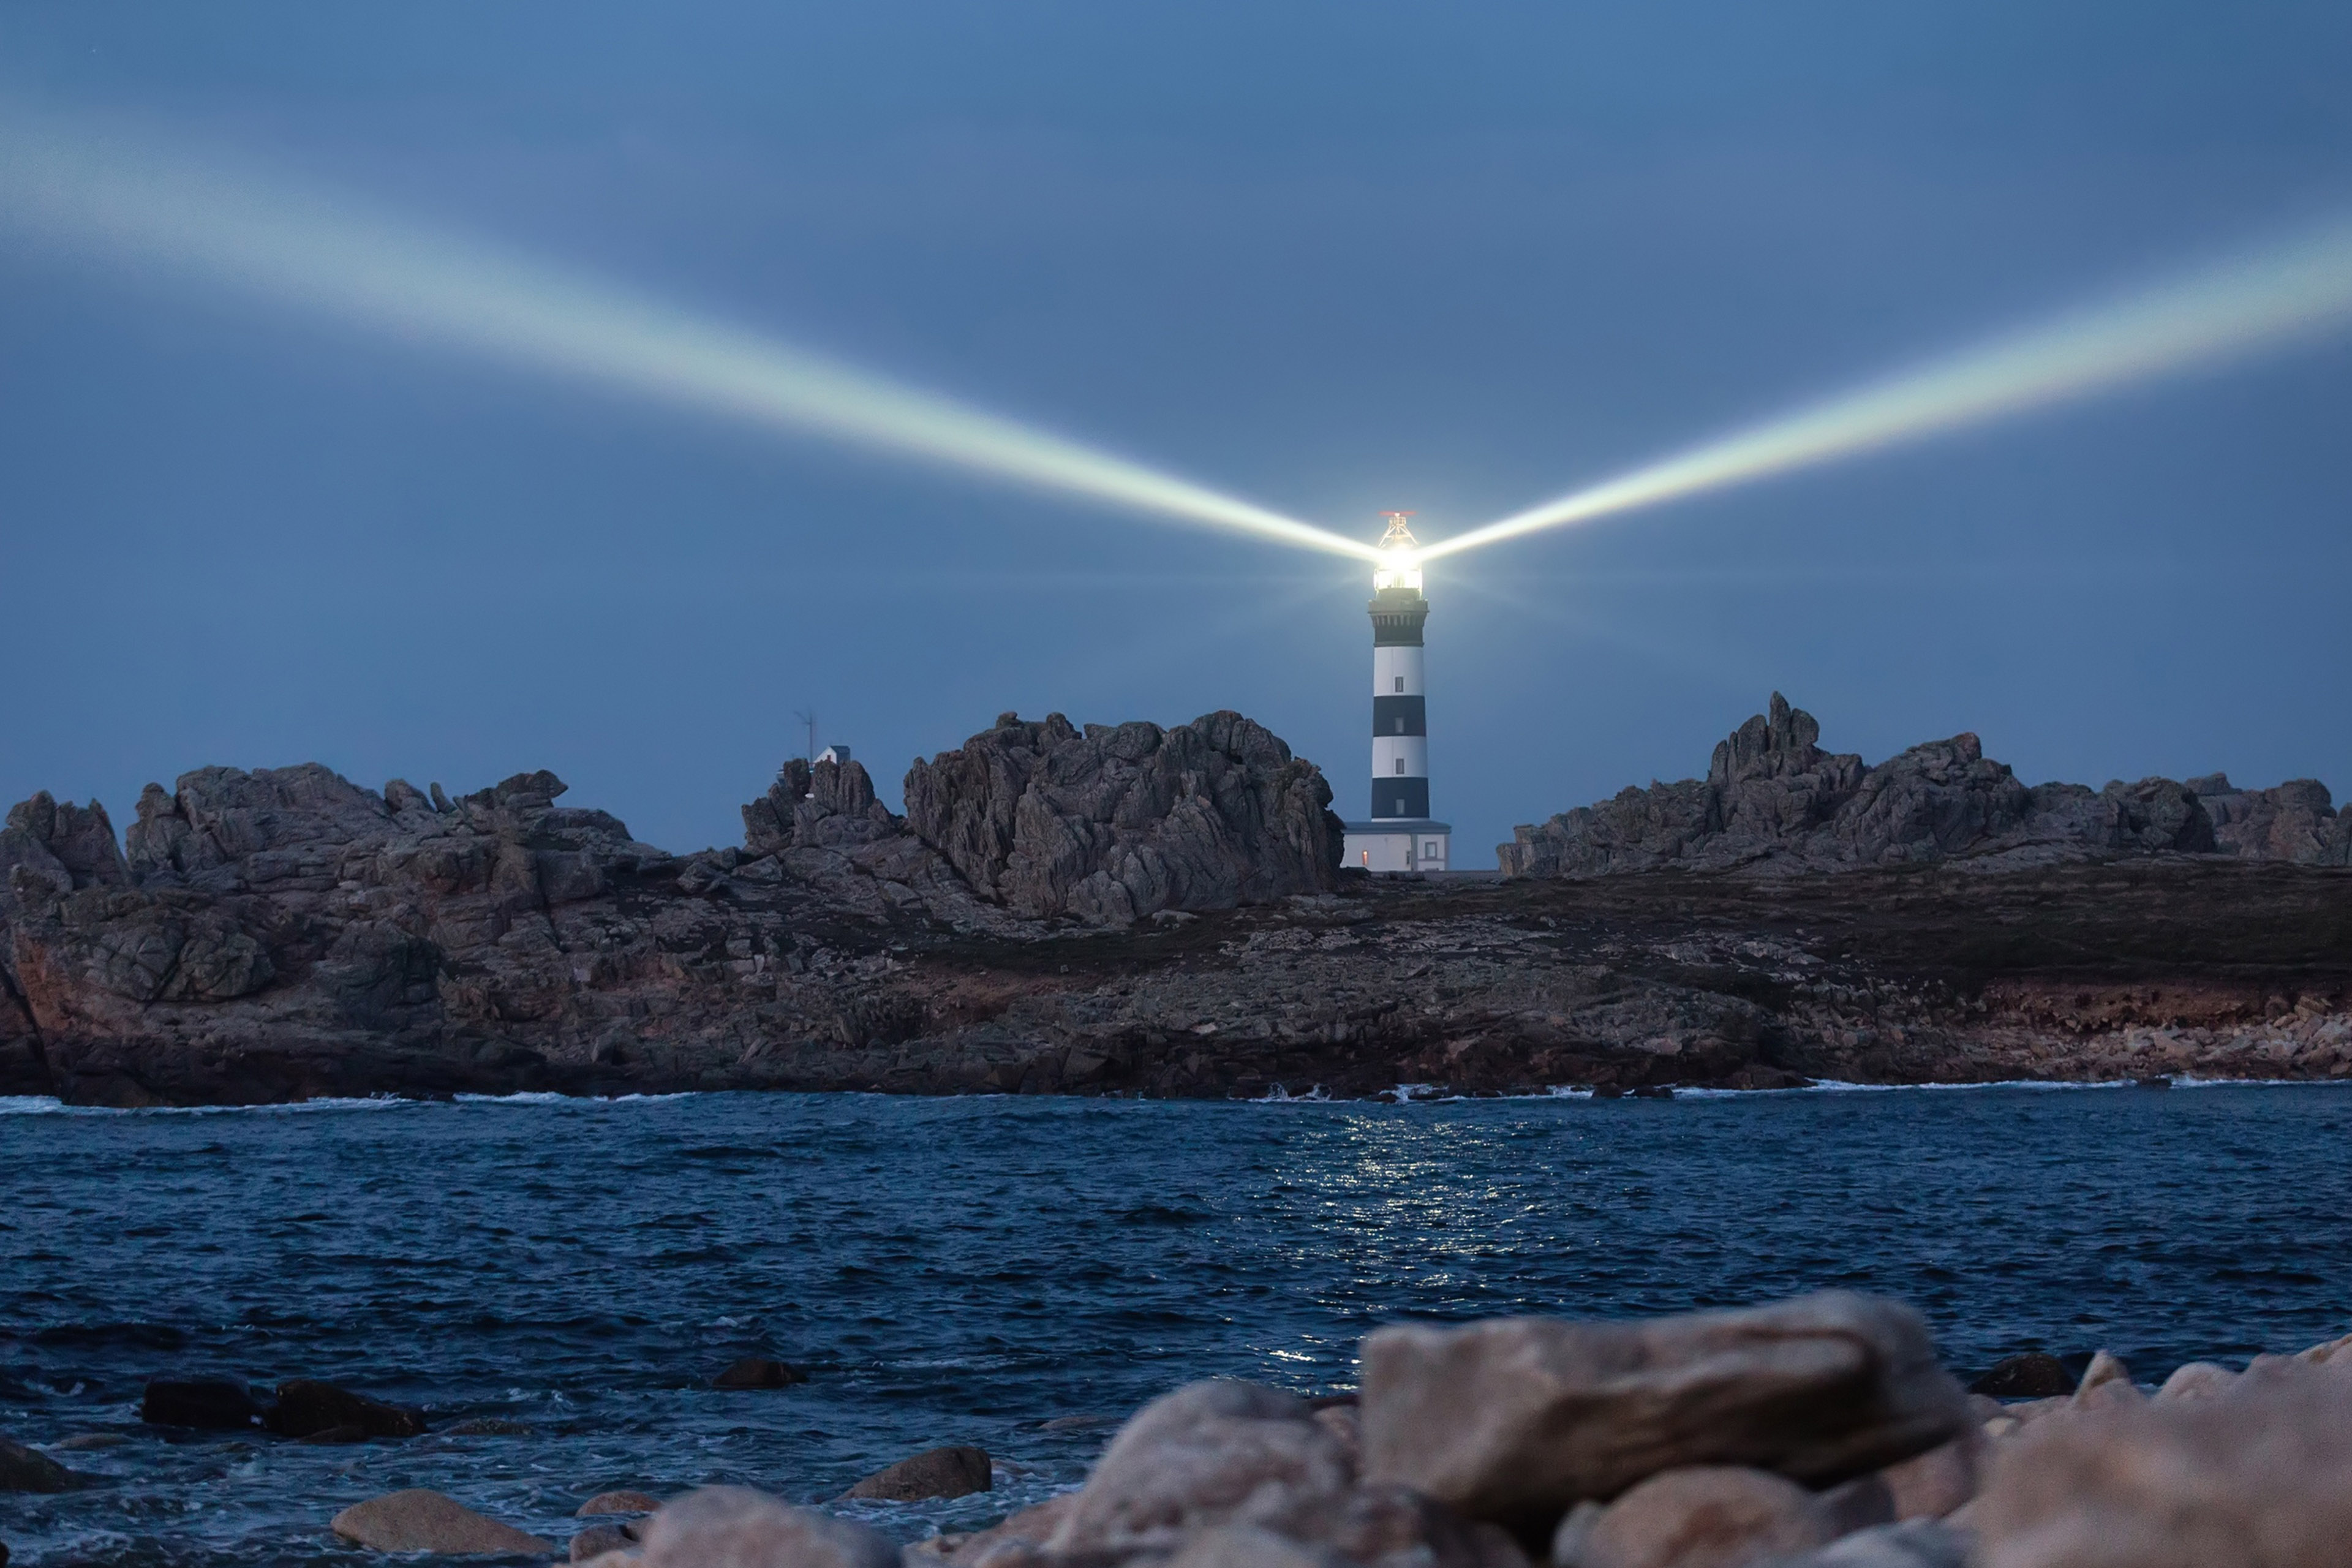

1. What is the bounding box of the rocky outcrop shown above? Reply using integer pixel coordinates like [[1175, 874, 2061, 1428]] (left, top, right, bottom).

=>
[[904, 710, 1343, 922], [4, 706, 2346, 1107], [1499, 695, 2340, 877], [2188, 774, 2346, 864]]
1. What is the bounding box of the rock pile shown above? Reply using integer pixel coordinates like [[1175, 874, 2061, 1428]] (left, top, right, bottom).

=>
[[1500, 695, 2346, 877], [509, 1289, 2352, 1568]]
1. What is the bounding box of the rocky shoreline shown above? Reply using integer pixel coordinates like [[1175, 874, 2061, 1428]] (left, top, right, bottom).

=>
[[4, 702, 2346, 1107], [10, 1290, 2346, 1567]]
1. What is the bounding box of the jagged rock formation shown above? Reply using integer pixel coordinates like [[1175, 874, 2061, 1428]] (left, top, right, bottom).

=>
[[2, 704, 2345, 1107], [903, 710, 1342, 922], [0, 711, 1349, 1104], [1500, 694, 2343, 878]]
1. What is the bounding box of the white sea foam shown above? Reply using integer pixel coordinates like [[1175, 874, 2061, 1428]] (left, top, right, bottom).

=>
[[0, 1093, 409, 1116]]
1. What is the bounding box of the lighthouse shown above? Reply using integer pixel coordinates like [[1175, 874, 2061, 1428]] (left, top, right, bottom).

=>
[[1341, 513, 1452, 872]]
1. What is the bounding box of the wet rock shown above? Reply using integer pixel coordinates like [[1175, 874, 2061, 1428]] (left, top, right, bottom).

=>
[[1554, 1466, 1837, 1568], [578, 1490, 664, 1516], [0, 1437, 90, 1493], [140, 1378, 267, 1431], [841, 1444, 993, 1502], [1967, 1355, 2074, 1400], [1970, 1358, 2352, 1567], [266, 1379, 428, 1439], [1761, 1520, 1970, 1568], [712, 1356, 805, 1390], [572, 1523, 638, 1559], [329, 1488, 550, 1555], [1048, 1380, 1354, 1557], [633, 1485, 897, 1568], [52, 1433, 126, 1451], [1363, 1292, 1968, 1529], [441, 1417, 533, 1436], [295, 1424, 365, 1446]]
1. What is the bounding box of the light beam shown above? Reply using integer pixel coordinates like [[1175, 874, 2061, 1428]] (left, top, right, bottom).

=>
[[1422, 217, 2352, 562], [0, 108, 1378, 564]]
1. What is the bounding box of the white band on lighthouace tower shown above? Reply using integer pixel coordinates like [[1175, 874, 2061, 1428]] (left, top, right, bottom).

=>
[[1371, 646, 1424, 696]]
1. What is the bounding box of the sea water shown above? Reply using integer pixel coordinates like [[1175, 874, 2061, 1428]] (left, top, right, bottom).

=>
[[4, 1085, 2349, 1565]]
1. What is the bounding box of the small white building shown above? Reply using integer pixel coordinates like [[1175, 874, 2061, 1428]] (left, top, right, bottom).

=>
[[1343, 820, 1453, 873]]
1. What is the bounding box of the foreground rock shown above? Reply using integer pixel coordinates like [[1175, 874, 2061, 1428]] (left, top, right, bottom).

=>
[[840, 1444, 992, 1502], [1362, 1292, 1967, 1531], [633, 1486, 897, 1568], [1970, 1355, 2352, 1567], [329, 1489, 548, 1555], [518, 1295, 2352, 1568], [1502, 693, 2346, 876], [1552, 1466, 1838, 1568]]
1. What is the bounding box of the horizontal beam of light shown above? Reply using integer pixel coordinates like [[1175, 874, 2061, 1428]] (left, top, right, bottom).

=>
[[1422, 218, 2352, 563], [0, 108, 1378, 564]]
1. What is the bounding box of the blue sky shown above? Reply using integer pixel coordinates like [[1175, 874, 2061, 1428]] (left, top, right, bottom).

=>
[[4, 2, 2348, 859]]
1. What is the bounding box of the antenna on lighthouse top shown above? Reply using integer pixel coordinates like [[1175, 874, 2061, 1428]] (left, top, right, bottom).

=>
[[1377, 511, 1419, 551]]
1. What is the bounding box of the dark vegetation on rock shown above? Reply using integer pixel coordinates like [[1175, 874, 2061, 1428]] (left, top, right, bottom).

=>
[[3, 703, 2346, 1106]]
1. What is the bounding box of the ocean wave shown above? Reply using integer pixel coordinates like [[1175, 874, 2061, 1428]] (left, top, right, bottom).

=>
[[0, 1094, 410, 1117]]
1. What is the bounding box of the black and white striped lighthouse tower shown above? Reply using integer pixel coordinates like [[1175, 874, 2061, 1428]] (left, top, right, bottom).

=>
[[1341, 513, 1452, 872]]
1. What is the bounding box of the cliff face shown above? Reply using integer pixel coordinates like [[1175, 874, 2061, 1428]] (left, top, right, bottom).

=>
[[1499, 694, 2345, 877]]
